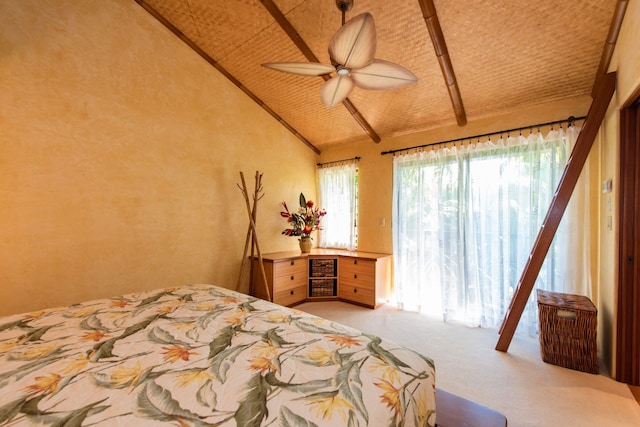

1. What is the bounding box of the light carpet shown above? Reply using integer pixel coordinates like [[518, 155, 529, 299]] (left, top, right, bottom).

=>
[[297, 301, 640, 427]]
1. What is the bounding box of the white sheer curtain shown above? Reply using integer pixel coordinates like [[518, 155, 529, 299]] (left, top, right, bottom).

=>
[[392, 126, 589, 333], [318, 160, 358, 250]]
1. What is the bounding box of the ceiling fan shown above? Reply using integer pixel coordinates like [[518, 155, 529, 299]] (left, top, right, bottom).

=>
[[262, 0, 418, 108]]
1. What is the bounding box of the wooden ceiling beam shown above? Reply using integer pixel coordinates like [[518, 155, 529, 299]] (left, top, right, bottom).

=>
[[134, 0, 320, 154], [591, 0, 628, 98], [418, 0, 467, 126], [260, 0, 381, 143]]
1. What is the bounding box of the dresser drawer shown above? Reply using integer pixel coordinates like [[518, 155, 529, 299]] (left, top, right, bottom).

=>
[[339, 270, 375, 287], [273, 271, 306, 292], [339, 257, 376, 274], [339, 258, 376, 287], [338, 283, 375, 307], [273, 258, 307, 280], [252, 257, 306, 302], [338, 255, 391, 308], [274, 284, 307, 307]]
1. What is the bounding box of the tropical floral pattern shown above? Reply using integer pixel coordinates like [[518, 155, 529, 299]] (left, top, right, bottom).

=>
[[0, 285, 436, 426]]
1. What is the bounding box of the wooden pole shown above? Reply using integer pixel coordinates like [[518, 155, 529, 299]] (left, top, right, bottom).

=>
[[236, 171, 264, 294], [236, 212, 254, 291], [495, 72, 616, 352], [237, 172, 271, 301], [248, 172, 263, 295]]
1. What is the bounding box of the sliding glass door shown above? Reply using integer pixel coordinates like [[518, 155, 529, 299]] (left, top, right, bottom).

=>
[[392, 127, 588, 333]]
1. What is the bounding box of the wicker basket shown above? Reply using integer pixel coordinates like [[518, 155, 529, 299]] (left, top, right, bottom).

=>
[[537, 289, 599, 374], [309, 259, 336, 277], [309, 279, 336, 297]]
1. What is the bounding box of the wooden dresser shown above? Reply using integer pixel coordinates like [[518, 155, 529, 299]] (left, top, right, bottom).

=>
[[252, 249, 392, 309]]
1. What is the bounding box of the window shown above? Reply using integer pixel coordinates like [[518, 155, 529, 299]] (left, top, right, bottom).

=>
[[392, 126, 590, 333], [318, 159, 359, 250]]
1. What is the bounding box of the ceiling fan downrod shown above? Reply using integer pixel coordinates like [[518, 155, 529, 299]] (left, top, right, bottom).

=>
[[336, 0, 353, 25]]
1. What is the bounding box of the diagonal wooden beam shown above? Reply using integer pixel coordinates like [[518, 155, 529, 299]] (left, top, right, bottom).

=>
[[418, 0, 467, 126], [591, 0, 628, 98], [260, 0, 381, 143], [134, 0, 320, 154], [495, 72, 616, 352]]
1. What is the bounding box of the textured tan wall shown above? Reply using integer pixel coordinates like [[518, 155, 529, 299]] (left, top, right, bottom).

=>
[[599, 0, 640, 376], [0, 0, 318, 315]]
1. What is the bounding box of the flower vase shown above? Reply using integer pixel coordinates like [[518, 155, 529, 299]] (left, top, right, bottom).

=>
[[299, 237, 312, 253]]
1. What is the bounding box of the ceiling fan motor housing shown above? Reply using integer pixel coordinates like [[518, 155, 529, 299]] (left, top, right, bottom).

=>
[[336, 0, 354, 12]]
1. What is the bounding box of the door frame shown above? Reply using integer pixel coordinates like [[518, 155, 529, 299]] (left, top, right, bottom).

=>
[[616, 92, 640, 385]]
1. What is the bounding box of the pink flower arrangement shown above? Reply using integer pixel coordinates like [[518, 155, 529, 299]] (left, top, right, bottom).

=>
[[280, 193, 326, 240]]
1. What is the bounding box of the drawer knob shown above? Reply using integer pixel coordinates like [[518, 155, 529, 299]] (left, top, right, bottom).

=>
[[290, 290, 294, 295], [354, 260, 358, 265], [353, 274, 357, 279], [290, 276, 294, 280], [354, 288, 357, 293], [291, 260, 295, 265]]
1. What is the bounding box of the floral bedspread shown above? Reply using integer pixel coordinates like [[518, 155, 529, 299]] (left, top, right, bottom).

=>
[[0, 284, 436, 426]]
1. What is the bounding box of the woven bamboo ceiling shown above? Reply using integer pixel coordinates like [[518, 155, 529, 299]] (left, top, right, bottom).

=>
[[135, 0, 622, 153]]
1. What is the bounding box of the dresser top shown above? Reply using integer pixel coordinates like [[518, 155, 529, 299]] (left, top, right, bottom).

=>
[[258, 249, 392, 262]]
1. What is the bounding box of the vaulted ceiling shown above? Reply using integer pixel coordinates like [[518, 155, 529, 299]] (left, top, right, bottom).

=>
[[135, 0, 623, 153]]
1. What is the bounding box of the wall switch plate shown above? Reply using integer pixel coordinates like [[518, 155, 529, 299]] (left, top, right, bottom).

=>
[[602, 179, 613, 193]]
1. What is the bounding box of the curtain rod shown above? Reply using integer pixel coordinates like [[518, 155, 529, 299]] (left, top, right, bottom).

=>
[[317, 156, 361, 167], [380, 116, 586, 156]]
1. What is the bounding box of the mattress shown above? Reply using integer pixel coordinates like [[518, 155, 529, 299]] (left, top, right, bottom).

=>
[[0, 284, 436, 426]]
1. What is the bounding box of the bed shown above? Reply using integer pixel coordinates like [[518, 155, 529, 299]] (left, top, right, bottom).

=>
[[0, 284, 436, 426]]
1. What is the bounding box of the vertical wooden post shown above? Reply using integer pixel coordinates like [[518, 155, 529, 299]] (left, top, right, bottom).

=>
[[248, 172, 261, 295], [496, 72, 616, 352], [236, 171, 270, 301]]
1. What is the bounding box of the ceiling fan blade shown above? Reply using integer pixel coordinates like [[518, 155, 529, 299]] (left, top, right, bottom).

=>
[[329, 12, 376, 69], [261, 62, 335, 76], [320, 75, 355, 108], [350, 59, 418, 90]]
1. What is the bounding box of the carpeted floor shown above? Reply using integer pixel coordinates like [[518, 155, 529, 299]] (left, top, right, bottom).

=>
[[296, 300, 640, 427]]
